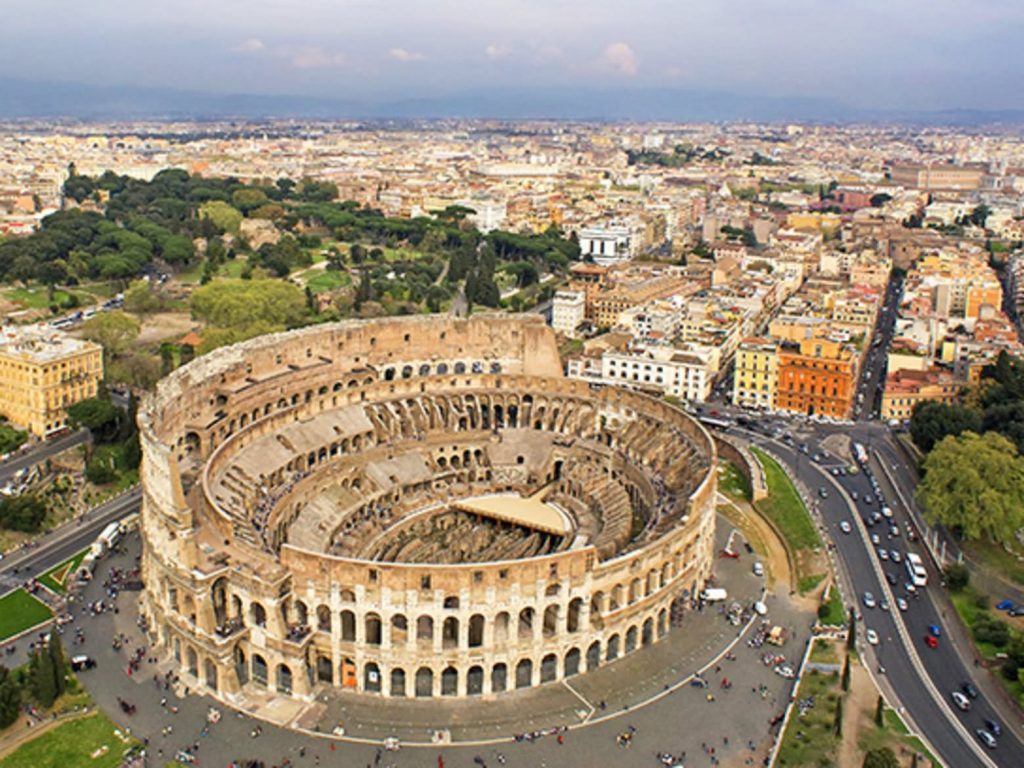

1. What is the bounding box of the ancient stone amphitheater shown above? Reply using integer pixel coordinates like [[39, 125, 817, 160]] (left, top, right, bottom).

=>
[[138, 315, 716, 702]]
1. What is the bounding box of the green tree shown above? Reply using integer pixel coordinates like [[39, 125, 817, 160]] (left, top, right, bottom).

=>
[[944, 563, 970, 591], [874, 696, 884, 728], [841, 654, 851, 692], [66, 397, 121, 441], [29, 646, 57, 708], [231, 188, 269, 215], [917, 431, 1024, 541], [863, 747, 899, 768], [0, 666, 19, 728], [80, 311, 141, 361], [47, 634, 66, 698], [0, 494, 47, 532], [833, 696, 844, 736], [160, 342, 176, 376], [909, 401, 981, 452], [847, 608, 857, 650], [199, 201, 243, 234]]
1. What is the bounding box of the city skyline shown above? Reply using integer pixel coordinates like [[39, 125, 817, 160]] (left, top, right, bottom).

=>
[[2, 0, 1024, 119]]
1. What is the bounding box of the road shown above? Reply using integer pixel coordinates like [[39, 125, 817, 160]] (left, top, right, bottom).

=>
[[739, 424, 1017, 767], [852, 274, 903, 421], [0, 429, 88, 485]]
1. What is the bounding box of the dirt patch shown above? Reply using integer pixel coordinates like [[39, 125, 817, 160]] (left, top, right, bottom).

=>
[[820, 432, 852, 461], [718, 494, 793, 595], [838, 654, 878, 767], [137, 311, 199, 344]]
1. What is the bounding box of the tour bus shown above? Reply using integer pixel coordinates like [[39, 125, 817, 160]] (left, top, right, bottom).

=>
[[852, 442, 869, 466], [905, 552, 928, 588]]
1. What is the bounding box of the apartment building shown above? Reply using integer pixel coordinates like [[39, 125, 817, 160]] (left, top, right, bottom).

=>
[[732, 338, 778, 411], [775, 337, 857, 419], [0, 326, 103, 437], [881, 368, 961, 422], [551, 290, 586, 337]]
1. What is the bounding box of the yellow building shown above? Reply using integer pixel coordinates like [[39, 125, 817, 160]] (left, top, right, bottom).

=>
[[732, 338, 778, 411], [0, 327, 103, 437]]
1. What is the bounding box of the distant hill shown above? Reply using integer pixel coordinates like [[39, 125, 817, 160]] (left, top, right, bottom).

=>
[[1, 77, 1022, 125]]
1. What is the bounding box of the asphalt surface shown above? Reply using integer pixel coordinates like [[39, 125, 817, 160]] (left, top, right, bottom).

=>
[[741, 427, 1016, 768], [0, 429, 88, 485]]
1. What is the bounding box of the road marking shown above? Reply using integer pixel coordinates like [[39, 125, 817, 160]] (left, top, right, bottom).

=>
[[560, 679, 595, 722]]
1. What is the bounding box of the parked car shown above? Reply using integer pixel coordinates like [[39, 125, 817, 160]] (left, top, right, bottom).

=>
[[996, 599, 1014, 612]]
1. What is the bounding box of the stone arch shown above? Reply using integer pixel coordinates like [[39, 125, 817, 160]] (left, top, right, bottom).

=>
[[606, 634, 620, 661], [204, 658, 218, 691], [468, 614, 485, 647], [211, 577, 229, 626], [391, 614, 408, 646], [466, 665, 484, 695], [316, 604, 331, 632], [276, 663, 293, 695], [540, 653, 558, 683], [518, 607, 535, 640], [340, 609, 356, 642], [515, 658, 533, 689], [339, 657, 357, 689], [364, 662, 382, 693], [415, 667, 433, 698], [564, 647, 581, 678], [186, 646, 198, 677], [629, 578, 643, 604], [390, 667, 406, 697], [250, 602, 267, 627], [443, 595, 460, 609], [542, 604, 559, 637], [586, 640, 601, 671], [658, 607, 668, 638], [494, 611, 510, 644], [441, 665, 458, 696], [642, 616, 655, 646], [416, 615, 434, 645], [625, 625, 638, 652], [293, 599, 308, 626], [442, 616, 459, 649], [365, 613, 383, 645], [234, 646, 248, 685], [316, 654, 333, 683], [567, 597, 583, 632], [252, 654, 268, 686], [491, 663, 508, 693]]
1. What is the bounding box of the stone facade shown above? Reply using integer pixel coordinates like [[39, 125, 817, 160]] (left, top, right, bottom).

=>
[[138, 315, 717, 704]]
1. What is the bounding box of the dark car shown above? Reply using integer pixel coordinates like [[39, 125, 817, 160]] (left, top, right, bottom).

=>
[[984, 718, 1002, 737], [886, 572, 897, 586], [962, 682, 979, 699], [70, 655, 96, 671]]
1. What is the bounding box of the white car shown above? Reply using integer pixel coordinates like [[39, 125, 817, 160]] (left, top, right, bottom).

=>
[[871, 533, 881, 545], [891, 550, 902, 563], [839, 521, 852, 534], [951, 691, 971, 711], [866, 629, 880, 645], [896, 597, 908, 612], [878, 548, 889, 561]]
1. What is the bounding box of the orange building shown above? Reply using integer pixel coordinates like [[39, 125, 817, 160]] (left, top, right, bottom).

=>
[[568, 263, 610, 321], [774, 337, 857, 419]]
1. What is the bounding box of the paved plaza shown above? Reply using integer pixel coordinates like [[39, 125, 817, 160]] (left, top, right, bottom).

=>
[[9, 515, 815, 767]]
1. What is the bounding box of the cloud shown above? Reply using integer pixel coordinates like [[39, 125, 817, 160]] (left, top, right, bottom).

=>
[[532, 44, 565, 65], [389, 47, 425, 62], [231, 38, 265, 53], [601, 41, 638, 76], [484, 43, 511, 60], [280, 45, 346, 69]]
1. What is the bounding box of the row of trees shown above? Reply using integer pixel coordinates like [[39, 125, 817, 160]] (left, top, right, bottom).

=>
[[0, 635, 68, 729]]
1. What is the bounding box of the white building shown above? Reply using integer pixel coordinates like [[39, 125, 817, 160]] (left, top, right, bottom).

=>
[[579, 224, 636, 266], [592, 344, 719, 403], [460, 198, 507, 233], [551, 290, 586, 338]]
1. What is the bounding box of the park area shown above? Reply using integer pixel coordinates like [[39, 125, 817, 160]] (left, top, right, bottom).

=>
[[0, 589, 52, 642], [0, 711, 139, 768], [750, 447, 827, 593], [38, 548, 89, 595]]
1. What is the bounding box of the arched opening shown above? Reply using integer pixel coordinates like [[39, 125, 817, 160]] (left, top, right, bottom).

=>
[[567, 597, 583, 632], [564, 648, 581, 678], [293, 600, 308, 626], [606, 634, 620, 662], [390, 667, 406, 697], [542, 604, 559, 637], [468, 614, 485, 647], [233, 646, 248, 685], [658, 608, 668, 638], [252, 654, 268, 687], [518, 607, 534, 640], [443, 595, 460, 609], [276, 664, 293, 695], [441, 666, 458, 696], [415, 667, 433, 698], [629, 578, 642, 604], [491, 663, 508, 693], [625, 625, 638, 653], [493, 612, 510, 644], [540, 653, 558, 683], [316, 604, 331, 632], [204, 659, 218, 691], [250, 602, 266, 628], [515, 659, 533, 689], [364, 662, 382, 693], [186, 647, 198, 677], [211, 578, 228, 626], [442, 616, 459, 649], [365, 613, 383, 646], [340, 610, 356, 642], [466, 665, 484, 695], [391, 614, 408, 646], [339, 658, 356, 689], [642, 617, 654, 647], [586, 641, 601, 671], [416, 615, 434, 645], [316, 655, 333, 684]]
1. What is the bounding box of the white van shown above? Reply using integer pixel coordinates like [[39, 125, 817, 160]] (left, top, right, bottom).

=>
[[752, 562, 765, 577]]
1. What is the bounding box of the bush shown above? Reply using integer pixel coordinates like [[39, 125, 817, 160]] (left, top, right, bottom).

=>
[[974, 616, 1010, 648], [1002, 658, 1020, 681], [974, 593, 990, 610], [0, 494, 47, 532], [944, 563, 970, 592], [85, 457, 117, 485], [817, 604, 831, 620]]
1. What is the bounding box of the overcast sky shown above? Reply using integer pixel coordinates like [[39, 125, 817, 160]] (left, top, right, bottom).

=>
[[4, 0, 1023, 110]]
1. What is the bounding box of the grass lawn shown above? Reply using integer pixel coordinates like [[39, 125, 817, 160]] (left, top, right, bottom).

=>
[[0, 711, 139, 768], [819, 584, 846, 627], [751, 447, 822, 550], [305, 269, 351, 293], [3, 286, 90, 313], [962, 538, 1024, 589], [857, 705, 940, 766], [38, 548, 90, 594], [718, 461, 752, 501], [949, 586, 1024, 706], [775, 667, 843, 766], [809, 640, 839, 664], [0, 589, 53, 641]]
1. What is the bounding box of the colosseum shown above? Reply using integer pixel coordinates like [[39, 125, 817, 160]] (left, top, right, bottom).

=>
[[138, 314, 717, 703]]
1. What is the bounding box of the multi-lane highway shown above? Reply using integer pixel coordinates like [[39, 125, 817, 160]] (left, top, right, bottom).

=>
[[0, 428, 87, 486], [736, 423, 1019, 767]]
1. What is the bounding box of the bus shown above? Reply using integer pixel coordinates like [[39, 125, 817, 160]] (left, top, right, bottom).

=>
[[852, 442, 869, 466], [905, 552, 928, 588], [698, 415, 733, 431]]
